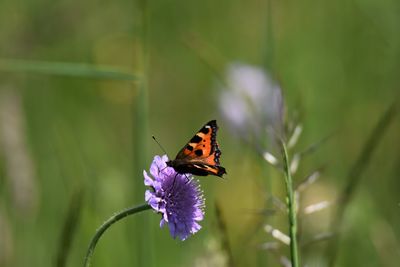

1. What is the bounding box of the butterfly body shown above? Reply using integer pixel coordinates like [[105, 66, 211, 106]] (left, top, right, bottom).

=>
[[166, 120, 226, 177]]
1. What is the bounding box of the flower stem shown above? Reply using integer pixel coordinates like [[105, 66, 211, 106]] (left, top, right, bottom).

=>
[[83, 204, 152, 267], [281, 141, 300, 267]]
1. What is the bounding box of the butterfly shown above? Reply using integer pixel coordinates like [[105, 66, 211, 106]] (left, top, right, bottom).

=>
[[166, 120, 226, 177]]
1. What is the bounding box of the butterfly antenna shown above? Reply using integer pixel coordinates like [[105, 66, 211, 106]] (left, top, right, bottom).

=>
[[152, 135, 170, 158]]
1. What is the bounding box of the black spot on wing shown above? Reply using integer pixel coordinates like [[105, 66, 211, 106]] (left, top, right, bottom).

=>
[[190, 135, 202, 143], [195, 149, 203, 156], [186, 145, 194, 151], [199, 126, 210, 134]]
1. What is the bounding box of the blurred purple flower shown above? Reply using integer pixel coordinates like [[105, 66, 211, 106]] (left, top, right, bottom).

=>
[[219, 63, 284, 148], [144, 155, 205, 241]]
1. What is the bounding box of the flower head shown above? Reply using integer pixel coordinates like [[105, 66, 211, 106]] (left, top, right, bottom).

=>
[[219, 62, 284, 149], [144, 155, 205, 241]]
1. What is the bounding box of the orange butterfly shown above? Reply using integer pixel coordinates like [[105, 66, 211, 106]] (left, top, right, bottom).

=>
[[166, 120, 226, 177]]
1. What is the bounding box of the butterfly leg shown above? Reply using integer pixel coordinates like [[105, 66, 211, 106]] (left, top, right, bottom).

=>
[[160, 166, 168, 173], [184, 174, 191, 184], [170, 173, 178, 192], [170, 173, 191, 191]]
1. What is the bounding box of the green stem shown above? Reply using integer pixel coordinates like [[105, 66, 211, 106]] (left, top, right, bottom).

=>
[[83, 204, 151, 267], [281, 142, 300, 267]]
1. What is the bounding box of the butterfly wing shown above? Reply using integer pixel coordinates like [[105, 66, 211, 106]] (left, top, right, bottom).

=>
[[175, 120, 217, 159], [171, 120, 226, 177]]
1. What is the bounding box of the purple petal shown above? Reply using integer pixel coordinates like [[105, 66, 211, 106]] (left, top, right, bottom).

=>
[[162, 211, 169, 222], [152, 180, 162, 192], [160, 218, 167, 228], [160, 155, 169, 166], [143, 170, 153, 186], [145, 190, 153, 201], [150, 160, 159, 178], [193, 209, 204, 221], [153, 155, 168, 171], [168, 221, 176, 238]]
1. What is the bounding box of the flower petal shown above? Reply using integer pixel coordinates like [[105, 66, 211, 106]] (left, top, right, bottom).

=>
[[168, 221, 176, 239], [160, 218, 166, 228], [143, 170, 153, 186], [145, 190, 153, 201], [149, 201, 159, 211], [150, 158, 160, 178]]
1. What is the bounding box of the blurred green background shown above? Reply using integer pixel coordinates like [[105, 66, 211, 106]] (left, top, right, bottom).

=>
[[0, 0, 399, 266]]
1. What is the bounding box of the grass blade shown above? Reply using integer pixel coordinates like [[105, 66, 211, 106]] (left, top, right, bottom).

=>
[[0, 58, 139, 81], [131, 0, 153, 266], [326, 104, 397, 266], [56, 189, 84, 267], [215, 202, 235, 267]]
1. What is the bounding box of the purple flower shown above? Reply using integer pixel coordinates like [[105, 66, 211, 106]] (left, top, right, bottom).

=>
[[219, 62, 284, 148], [144, 155, 205, 241]]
